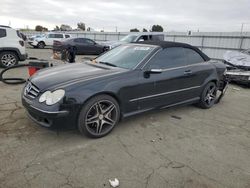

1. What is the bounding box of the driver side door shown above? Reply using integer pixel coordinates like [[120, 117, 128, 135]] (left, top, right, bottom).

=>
[[139, 47, 198, 110]]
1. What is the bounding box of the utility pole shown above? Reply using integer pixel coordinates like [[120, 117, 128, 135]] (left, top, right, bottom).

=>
[[240, 23, 250, 35], [240, 23, 244, 35]]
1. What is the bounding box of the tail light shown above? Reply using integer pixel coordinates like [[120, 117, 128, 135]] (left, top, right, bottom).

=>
[[19, 40, 24, 46]]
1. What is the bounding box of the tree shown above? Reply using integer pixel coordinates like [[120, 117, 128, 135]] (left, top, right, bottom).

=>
[[142, 28, 148, 32], [130, 28, 139, 32], [60, 24, 72, 31], [54, 25, 60, 31], [35, 25, 48, 32], [77, 22, 85, 31], [151, 25, 164, 32]]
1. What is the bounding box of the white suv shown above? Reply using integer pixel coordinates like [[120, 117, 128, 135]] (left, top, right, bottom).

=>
[[28, 33, 71, 48], [0, 25, 27, 67]]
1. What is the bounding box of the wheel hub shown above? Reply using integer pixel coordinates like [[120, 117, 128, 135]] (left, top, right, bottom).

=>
[[99, 114, 104, 120]]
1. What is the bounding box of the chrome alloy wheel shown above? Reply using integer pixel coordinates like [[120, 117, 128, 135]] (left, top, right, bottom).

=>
[[1, 54, 17, 67], [85, 100, 118, 136], [204, 84, 217, 105]]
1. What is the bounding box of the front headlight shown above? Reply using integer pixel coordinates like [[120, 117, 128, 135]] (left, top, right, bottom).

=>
[[39, 89, 65, 105]]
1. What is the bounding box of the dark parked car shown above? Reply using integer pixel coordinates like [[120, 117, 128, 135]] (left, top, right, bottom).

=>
[[22, 41, 227, 138], [223, 49, 250, 86], [53, 38, 108, 55]]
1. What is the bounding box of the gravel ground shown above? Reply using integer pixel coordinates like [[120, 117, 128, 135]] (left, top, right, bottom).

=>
[[0, 48, 250, 188]]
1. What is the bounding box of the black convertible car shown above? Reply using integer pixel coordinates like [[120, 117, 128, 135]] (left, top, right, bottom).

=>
[[22, 41, 227, 138]]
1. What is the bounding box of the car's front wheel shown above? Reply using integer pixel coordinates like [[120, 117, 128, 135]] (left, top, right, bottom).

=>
[[78, 95, 120, 138], [37, 42, 45, 49], [0, 51, 18, 68], [198, 82, 217, 109]]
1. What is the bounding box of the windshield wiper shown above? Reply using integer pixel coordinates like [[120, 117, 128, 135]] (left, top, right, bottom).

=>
[[98, 61, 117, 67]]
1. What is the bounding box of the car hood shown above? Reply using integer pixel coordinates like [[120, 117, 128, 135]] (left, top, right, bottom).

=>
[[30, 62, 123, 91], [223, 51, 250, 70], [100, 41, 126, 48]]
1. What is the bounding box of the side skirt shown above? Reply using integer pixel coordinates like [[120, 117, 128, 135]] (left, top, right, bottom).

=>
[[122, 97, 200, 119]]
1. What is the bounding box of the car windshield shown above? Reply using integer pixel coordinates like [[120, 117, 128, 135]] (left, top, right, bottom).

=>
[[120, 35, 138, 42], [95, 45, 155, 69], [37, 34, 45, 38], [32, 34, 45, 38], [242, 49, 250, 55]]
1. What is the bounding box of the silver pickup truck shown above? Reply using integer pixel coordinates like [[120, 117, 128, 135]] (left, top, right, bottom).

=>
[[101, 33, 164, 49]]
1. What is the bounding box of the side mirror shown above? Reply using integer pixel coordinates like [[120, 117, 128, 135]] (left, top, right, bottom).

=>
[[144, 69, 162, 78]]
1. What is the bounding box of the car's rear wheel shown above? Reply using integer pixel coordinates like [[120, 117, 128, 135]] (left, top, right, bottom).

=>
[[37, 42, 45, 49], [78, 95, 120, 138], [0, 51, 18, 68], [198, 82, 217, 109]]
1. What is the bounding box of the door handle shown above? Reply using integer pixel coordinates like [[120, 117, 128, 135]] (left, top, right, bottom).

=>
[[184, 70, 193, 75]]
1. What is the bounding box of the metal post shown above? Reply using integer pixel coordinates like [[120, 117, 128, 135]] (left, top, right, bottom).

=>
[[201, 36, 205, 51], [239, 36, 244, 50], [240, 23, 244, 35]]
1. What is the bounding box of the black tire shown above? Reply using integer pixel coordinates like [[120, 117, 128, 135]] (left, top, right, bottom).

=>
[[78, 95, 120, 138], [198, 82, 218, 109], [37, 42, 45, 49], [0, 51, 18, 68], [103, 46, 109, 53]]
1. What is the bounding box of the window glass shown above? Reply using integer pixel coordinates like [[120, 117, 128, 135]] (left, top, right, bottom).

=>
[[184, 48, 204, 64], [138, 35, 148, 41], [74, 38, 85, 43], [85, 39, 95, 45], [65, 34, 70, 38], [54, 34, 63, 38], [0, 29, 6, 38], [95, 45, 155, 69], [48, 34, 55, 38], [120, 35, 137, 42], [147, 47, 187, 69]]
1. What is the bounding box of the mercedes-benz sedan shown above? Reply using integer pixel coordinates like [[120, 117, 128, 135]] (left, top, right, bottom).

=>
[[22, 41, 227, 138]]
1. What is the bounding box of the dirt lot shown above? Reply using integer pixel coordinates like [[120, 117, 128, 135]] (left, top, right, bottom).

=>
[[0, 48, 250, 188]]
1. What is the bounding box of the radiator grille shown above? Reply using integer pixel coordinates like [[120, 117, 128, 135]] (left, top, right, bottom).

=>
[[24, 82, 40, 99]]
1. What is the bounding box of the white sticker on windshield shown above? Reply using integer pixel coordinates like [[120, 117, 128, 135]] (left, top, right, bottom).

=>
[[134, 47, 151, 51]]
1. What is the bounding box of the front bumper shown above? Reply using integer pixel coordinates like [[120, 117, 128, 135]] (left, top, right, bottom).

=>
[[22, 95, 73, 128], [226, 70, 250, 85], [28, 41, 38, 47]]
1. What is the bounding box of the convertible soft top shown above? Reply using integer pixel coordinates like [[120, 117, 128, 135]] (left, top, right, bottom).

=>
[[136, 41, 210, 61]]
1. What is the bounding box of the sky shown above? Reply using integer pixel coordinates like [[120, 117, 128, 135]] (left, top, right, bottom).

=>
[[0, 0, 250, 32]]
